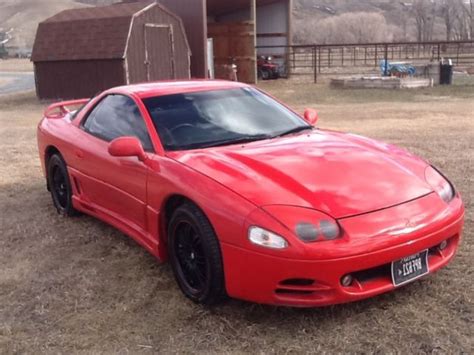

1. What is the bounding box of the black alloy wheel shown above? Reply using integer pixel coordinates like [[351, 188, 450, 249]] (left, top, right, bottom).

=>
[[168, 202, 226, 305], [174, 221, 208, 291], [47, 154, 79, 216]]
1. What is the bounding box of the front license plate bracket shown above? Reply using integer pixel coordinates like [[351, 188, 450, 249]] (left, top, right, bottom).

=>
[[391, 250, 429, 287]]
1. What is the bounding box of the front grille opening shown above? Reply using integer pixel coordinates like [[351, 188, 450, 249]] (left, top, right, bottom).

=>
[[280, 278, 314, 286], [351, 239, 451, 284], [275, 288, 314, 295], [353, 264, 391, 283]]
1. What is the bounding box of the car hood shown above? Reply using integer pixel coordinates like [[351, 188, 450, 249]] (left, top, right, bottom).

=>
[[168, 130, 433, 218]]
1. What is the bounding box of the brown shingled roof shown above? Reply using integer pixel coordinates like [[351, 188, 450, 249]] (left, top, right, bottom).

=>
[[32, 1, 154, 62]]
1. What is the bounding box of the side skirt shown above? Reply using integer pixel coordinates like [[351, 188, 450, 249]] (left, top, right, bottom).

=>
[[72, 196, 164, 262]]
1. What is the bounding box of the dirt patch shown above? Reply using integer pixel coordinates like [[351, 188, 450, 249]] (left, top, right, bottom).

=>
[[0, 84, 473, 353], [0, 77, 14, 86]]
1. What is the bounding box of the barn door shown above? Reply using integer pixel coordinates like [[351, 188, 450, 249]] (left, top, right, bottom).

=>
[[144, 24, 175, 81]]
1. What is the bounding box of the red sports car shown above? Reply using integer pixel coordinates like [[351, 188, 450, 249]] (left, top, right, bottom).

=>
[[37, 80, 464, 307]]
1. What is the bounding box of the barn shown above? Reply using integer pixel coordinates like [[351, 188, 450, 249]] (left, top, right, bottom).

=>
[[159, 0, 293, 83], [32, 1, 191, 100]]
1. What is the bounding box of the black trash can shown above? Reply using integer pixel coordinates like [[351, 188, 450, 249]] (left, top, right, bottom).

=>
[[440, 62, 453, 85]]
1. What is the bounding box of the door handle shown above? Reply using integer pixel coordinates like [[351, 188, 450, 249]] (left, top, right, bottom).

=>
[[74, 149, 84, 159]]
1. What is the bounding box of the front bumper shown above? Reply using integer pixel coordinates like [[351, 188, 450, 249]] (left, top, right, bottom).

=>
[[221, 196, 464, 307]]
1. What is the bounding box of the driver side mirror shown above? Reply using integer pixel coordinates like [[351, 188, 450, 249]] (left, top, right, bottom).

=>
[[108, 136, 147, 162], [303, 108, 319, 126]]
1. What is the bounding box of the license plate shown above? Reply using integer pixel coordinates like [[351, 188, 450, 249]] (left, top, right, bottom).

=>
[[391, 250, 429, 287]]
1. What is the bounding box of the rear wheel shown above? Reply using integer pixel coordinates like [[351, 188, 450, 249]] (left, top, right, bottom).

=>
[[47, 154, 79, 216], [168, 202, 226, 305]]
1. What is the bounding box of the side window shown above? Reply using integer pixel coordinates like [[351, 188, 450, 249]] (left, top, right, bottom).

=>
[[82, 95, 153, 152]]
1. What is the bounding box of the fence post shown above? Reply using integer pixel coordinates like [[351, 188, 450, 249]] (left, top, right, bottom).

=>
[[384, 44, 388, 76], [313, 46, 317, 83], [457, 43, 460, 64], [318, 46, 322, 73], [374, 45, 378, 67], [437, 43, 441, 61]]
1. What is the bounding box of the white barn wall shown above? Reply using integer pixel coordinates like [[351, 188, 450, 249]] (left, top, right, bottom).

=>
[[256, 1, 289, 71]]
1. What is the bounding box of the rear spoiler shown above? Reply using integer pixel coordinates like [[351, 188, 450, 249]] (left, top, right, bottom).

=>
[[44, 99, 90, 119]]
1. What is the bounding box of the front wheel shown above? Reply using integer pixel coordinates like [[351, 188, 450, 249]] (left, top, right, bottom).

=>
[[260, 69, 270, 80], [168, 202, 226, 305], [47, 154, 79, 216]]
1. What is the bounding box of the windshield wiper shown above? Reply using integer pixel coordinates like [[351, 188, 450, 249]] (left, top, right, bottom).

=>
[[197, 134, 272, 149], [275, 126, 313, 138]]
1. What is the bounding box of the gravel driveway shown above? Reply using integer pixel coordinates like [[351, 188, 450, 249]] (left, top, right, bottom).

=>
[[0, 72, 34, 95]]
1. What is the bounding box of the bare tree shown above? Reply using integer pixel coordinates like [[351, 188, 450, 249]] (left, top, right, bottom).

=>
[[469, 0, 473, 39], [393, 6, 411, 41], [439, 0, 473, 40], [440, 0, 457, 40], [412, 0, 437, 42], [294, 12, 395, 44]]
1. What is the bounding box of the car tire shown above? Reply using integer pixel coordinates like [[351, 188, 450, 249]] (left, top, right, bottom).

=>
[[261, 69, 270, 80], [47, 154, 79, 217], [168, 202, 226, 305]]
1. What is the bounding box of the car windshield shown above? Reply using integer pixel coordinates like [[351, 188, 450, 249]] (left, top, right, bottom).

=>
[[143, 87, 310, 151]]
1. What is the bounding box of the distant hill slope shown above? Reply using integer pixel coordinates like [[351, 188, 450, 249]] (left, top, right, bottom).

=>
[[76, 0, 119, 4], [0, 0, 90, 53], [293, 0, 447, 43], [0, 0, 454, 54], [296, 0, 404, 15]]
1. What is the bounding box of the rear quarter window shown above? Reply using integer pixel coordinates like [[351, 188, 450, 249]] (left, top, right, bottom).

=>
[[82, 94, 154, 152]]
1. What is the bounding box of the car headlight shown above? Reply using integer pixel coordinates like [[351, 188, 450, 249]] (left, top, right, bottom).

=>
[[248, 226, 288, 249], [295, 219, 341, 242], [425, 166, 455, 203], [262, 205, 342, 244]]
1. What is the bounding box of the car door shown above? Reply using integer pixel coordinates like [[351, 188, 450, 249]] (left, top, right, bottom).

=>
[[70, 94, 154, 233]]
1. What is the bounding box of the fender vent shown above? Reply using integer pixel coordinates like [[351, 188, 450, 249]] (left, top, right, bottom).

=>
[[275, 278, 330, 296], [73, 177, 81, 194]]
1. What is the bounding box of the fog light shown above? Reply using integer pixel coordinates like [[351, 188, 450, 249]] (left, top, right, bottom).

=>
[[341, 274, 353, 287], [439, 240, 448, 250]]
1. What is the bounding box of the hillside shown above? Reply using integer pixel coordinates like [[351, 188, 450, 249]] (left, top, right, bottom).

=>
[[293, 0, 450, 44], [0, 0, 90, 53], [0, 0, 466, 54]]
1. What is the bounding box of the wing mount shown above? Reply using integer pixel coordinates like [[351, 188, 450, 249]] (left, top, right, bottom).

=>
[[44, 99, 90, 119]]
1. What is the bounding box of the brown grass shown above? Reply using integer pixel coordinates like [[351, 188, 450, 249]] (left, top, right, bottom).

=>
[[0, 82, 473, 353]]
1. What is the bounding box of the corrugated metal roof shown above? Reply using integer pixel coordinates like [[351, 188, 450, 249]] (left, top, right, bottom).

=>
[[32, 1, 154, 62], [207, 0, 282, 15]]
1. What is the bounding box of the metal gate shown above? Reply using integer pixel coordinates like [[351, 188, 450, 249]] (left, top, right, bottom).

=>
[[144, 24, 175, 81], [257, 40, 474, 82]]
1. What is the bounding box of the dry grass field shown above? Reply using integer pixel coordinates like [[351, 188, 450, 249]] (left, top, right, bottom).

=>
[[0, 79, 473, 353], [0, 59, 33, 73]]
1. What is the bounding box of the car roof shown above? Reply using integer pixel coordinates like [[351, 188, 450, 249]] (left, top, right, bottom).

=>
[[110, 80, 251, 99]]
